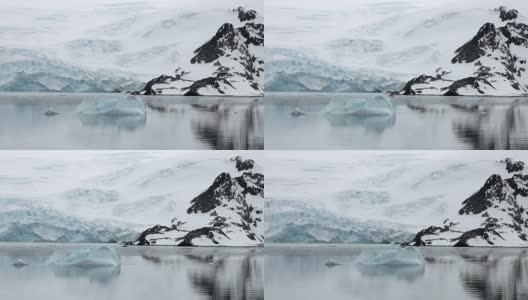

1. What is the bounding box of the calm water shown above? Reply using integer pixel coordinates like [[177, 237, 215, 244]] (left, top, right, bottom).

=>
[[266, 244, 528, 300], [0, 93, 263, 149], [0, 243, 263, 300], [265, 92, 528, 150]]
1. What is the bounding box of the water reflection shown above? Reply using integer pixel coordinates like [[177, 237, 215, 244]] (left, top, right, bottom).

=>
[[51, 265, 121, 284], [451, 103, 528, 150], [185, 253, 264, 300], [190, 100, 264, 150], [77, 114, 147, 130], [265, 93, 528, 149], [324, 113, 396, 133], [459, 251, 528, 300], [357, 264, 424, 282], [266, 245, 528, 300], [0, 93, 263, 149]]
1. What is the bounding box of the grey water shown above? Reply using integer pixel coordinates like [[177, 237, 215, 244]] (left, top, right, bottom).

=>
[[0, 243, 263, 300], [0, 93, 263, 149], [265, 244, 528, 300], [265, 92, 528, 150]]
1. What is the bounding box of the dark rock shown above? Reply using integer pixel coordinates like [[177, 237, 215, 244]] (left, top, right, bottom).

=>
[[235, 7, 257, 22], [443, 77, 495, 96], [134, 225, 174, 246], [191, 23, 237, 64], [233, 156, 255, 171], [452, 23, 500, 64], [505, 158, 525, 173], [496, 6, 519, 22], [187, 173, 235, 214], [459, 174, 506, 215], [177, 227, 230, 246]]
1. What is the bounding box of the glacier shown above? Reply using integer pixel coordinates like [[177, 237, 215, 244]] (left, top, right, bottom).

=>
[[46, 246, 121, 267], [355, 247, 425, 267]]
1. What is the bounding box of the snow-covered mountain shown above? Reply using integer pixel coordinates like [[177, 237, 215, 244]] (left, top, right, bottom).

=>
[[265, 0, 528, 95], [129, 156, 264, 246], [264, 151, 528, 246], [404, 158, 528, 247], [400, 6, 528, 96], [0, 0, 262, 93], [0, 151, 262, 245], [136, 7, 264, 96]]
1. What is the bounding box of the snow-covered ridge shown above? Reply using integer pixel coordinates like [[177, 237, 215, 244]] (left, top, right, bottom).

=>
[[400, 6, 528, 96], [404, 158, 528, 247], [128, 156, 264, 246], [135, 7, 264, 96]]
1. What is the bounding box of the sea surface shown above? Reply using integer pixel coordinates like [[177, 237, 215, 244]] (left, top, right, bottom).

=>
[[0, 243, 263, 300], [265, 244, 528, 300], [265, 92, 528, 150], [0, 93, 263, 150]]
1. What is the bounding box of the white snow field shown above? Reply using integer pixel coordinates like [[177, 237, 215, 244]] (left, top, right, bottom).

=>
[[264, 151, 528, 246], [0, 151, 263, 245], [265, 0, 528, 94], [0, 0, 262, 93]]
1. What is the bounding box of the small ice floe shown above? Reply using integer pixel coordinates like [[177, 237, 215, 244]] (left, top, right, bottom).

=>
[[46, 246, 121, 267], [44, 107, 60, 116], [290, 108, 307, 117], [355, 247, 425, 267], [12, 259, 28, 267], [325, 258, 342, 267]]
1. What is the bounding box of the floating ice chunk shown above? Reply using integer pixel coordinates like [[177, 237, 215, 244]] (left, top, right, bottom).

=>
[[46, 246, 121, 267], [12, 259, 28, 267], [44, 107, 60, 116], [325, 258, 342, 267], [356, 247, 425, 267], [322, 95, 395, 116], [290, 108, 307, 117], [76, 95, 146, 116]]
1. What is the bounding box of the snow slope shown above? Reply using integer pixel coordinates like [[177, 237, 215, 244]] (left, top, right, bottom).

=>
[[265, 0, 528, 94], [136, 6, 264, 96], [0, 151, 263, 245], [264, 151, 528, 246], [0, 0, 262, 93]]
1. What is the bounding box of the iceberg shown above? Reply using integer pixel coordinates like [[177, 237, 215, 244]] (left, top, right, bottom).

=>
[[322, 95, 395, 116], [76, 95, 146, 116], [44, 107, 60, 116], [355, 247, 425, 267], [325, 258, 342, 267], [12, 259, 28, 267], [46, 246, 121, 267]]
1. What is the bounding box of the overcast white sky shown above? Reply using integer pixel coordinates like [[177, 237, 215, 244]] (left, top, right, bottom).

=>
[[265, 0, 527, 13], [0, 0, 262, 11]]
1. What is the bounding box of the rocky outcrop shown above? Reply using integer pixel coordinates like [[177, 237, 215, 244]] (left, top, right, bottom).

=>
[[404, 159, 528, 247], [399, 7, 528, 96], [128, 156, 263, 246], [235, 7, 257, 22], [496, 6, 518, 22]]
